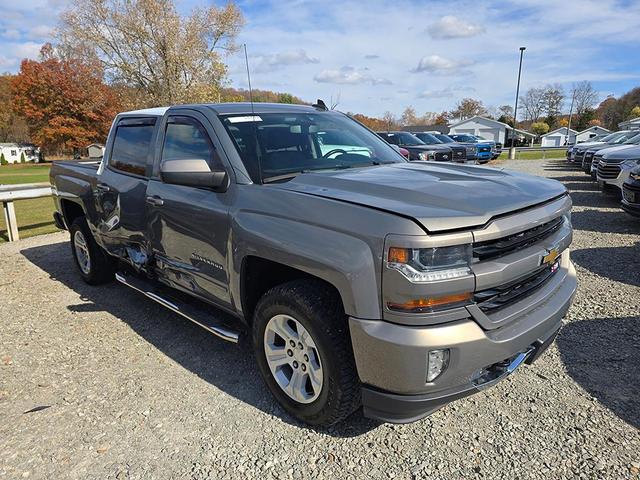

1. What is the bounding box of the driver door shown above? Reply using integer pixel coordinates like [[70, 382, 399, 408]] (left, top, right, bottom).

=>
[[146, 111, 233, 307]]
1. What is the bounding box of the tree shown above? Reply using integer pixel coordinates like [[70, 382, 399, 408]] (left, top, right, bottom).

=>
[[530, 122, 550, 135], [520, 87, 545, 123], [58, 0, 244, 106], [12, 44, 121, 155], [449, 98, 487, 121]]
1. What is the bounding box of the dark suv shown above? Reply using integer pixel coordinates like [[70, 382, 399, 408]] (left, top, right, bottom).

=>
[[377, 131, 454, 162]]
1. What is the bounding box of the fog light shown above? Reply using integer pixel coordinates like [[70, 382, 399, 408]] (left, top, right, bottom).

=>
[[427, 349, 450, 382]]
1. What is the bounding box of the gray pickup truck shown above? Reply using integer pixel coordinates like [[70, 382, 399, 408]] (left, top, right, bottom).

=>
[[50, 103, 577, 425]]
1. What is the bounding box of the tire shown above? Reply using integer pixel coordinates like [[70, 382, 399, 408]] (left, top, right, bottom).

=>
[[69, 217, 115, 285], [252, 280, 360, 426]]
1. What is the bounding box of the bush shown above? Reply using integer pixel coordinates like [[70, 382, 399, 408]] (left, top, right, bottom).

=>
[[20, 152, 26, 163], [0, 153, 7, 165]]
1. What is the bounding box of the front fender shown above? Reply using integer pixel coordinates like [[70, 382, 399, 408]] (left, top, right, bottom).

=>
[[230, 210, 382, 319]]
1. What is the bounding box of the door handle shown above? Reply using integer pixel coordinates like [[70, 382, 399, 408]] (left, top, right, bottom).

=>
[[146, 195, 164, 206]]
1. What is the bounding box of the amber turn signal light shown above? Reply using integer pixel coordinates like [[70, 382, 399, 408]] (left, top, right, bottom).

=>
[[387, 292, 472, 313]]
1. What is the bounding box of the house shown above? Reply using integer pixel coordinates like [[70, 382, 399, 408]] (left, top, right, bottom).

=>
[[575, 126, 610, 144], [87, 143, 105, 158], [0, 143, 40, 164], [619, 117, 640, 130], [540, 128, 578, 147], [448, 116, 536, 145]]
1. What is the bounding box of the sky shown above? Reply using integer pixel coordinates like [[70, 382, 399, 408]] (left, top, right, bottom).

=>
[[1, 0, 639, 117]]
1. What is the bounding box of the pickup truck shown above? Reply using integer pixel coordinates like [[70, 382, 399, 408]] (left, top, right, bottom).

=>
[[50, 103, 577, 426]]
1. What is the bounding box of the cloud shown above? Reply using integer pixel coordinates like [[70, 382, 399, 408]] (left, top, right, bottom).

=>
[[427, 15, 485, 40], [253, 49, 318, 73], [411, 55, 474, 75], [314, 66, 391, 85]]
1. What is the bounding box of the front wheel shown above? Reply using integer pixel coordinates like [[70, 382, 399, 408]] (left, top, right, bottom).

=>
[[69, 217, 115, 285], [252, 280, 360, 426]]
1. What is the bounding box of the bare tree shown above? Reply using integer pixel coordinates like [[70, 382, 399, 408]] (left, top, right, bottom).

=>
[[572, 81, 599, 117], [520, 87, 546, 122], [58, 0, 244, 106], [449, 98, 487, 121]]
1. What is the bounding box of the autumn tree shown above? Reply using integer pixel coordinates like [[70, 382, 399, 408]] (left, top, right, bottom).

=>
[[449, 98, 487, 121], [58, 0, 244, 106], [12, 44, 120, 155]]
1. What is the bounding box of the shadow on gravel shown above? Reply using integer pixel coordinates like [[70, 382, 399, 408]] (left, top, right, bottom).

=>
[[20, 241, 381, 438], [557, 316, 640, 429], [571, 209, 640, 234], [571, 243, 640, 287]]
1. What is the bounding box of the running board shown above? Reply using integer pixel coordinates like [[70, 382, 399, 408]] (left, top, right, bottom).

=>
[[115, 272, 240, 343]]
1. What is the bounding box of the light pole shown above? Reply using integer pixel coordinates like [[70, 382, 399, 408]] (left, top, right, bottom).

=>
[[509, 46, 526, 160]]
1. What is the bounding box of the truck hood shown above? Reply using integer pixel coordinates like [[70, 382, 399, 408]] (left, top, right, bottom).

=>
[[276, 162, 566, 232]]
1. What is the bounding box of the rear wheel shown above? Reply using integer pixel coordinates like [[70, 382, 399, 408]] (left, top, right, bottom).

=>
[[252, 280, 360, 426], [69, 217, 115, 285]]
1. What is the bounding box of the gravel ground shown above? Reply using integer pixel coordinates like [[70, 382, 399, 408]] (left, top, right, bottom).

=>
[[1, 159, 638, 480]]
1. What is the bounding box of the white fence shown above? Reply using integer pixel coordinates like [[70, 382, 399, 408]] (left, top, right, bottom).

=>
[[0, 183, 53, 242]]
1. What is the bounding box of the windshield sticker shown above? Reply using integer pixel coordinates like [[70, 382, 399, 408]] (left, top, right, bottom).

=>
[[227, 115, 263, 123]]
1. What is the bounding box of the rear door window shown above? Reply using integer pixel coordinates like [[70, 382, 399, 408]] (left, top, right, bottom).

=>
[[109, 118, 156, 176]]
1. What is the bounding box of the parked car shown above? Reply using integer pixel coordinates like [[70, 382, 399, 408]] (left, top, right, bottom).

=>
[[448, 134, 493, 163], [584, 132, 640, 175], [596, 145, 640, 193], [571, 130, 634, 166], [411, 132, 469, 163], [621, 165, 640, 217], [428, 132, 478, 162], [376, 131, 454, 162], [50, 103, 577, 426]]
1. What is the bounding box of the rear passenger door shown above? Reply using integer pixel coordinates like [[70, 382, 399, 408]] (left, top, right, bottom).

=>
[[146, 111, 233, 307], [94, 116, 157, 258]]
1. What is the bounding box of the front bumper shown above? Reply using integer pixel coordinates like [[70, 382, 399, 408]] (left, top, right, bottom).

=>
[[350, 258, 577, 423]]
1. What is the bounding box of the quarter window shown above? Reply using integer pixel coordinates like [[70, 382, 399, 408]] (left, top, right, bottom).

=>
[[109, 119, 155, 176], [162, 116, 221, 169]]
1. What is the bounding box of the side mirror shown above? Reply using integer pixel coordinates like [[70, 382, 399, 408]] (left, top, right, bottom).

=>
[[160, 159, 229, 191]]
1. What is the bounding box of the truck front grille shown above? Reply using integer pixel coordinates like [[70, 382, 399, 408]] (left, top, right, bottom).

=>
[[597, 162, 622, 179], [475, 263, 559, 313], [473, 216, 564, 261]]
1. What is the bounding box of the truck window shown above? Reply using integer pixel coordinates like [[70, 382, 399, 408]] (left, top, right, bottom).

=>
[[162, 116, 222, 169], [109, 120, 155, 176]]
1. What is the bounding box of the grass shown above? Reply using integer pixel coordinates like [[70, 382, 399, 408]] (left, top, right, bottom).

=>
[[0, 163, 58, 243]]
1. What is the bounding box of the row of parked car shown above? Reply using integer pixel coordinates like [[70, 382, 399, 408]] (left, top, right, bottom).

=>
[[375, 131, 502, 164], [566, 129, 640, 217]]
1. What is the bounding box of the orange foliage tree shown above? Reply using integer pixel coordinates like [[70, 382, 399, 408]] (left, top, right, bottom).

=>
[[11, 44, 120, 155]]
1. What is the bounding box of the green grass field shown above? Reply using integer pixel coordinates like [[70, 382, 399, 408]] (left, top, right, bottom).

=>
[[0, 163, 58, 243]]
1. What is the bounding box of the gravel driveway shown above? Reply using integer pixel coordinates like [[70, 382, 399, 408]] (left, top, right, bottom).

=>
[[1, 159, 638, 480]]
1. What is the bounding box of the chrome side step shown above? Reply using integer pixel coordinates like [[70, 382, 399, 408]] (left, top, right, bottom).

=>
[[115, 272, 240, 343]]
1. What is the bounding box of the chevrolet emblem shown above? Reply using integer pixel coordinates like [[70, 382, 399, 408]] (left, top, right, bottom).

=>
[[542, 248, 560, 265]]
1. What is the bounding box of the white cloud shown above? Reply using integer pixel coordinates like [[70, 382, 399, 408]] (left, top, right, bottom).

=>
[[314, 66, 391, 85], [253, 49, 318, 73], [427, 15, 485, 40], [412, 55, 475, 75]]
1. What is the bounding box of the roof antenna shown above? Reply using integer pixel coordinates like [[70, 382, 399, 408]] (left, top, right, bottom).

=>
[[243, 43, 263, 184]]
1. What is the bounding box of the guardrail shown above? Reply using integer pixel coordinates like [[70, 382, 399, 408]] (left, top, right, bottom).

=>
[[0, 182, 53, 242]]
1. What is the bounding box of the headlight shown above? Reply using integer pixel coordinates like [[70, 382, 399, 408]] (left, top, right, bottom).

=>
[[387, 245, 472, 282], [622, 159, 640, 168]]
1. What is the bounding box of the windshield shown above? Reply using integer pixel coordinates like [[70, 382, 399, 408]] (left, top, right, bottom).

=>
[[221, 112, 406, 182], [414, 132, 443, 145], [451, 134, 477, 143]]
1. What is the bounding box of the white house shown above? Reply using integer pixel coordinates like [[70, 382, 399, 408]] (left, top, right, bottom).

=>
[[87, 143, 105, 158], [619, 117, 640, 130], [540, 128, 578, 147], [575, 126, 610, 144], [448, 116, 536, 145], [0, 143, 40, 164]]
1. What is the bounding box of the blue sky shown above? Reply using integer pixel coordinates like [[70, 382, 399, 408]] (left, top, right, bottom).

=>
[[2, 0, 639, 117]]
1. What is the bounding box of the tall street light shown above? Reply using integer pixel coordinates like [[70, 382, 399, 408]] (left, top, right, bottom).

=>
[[509, 46, 526, 160]]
